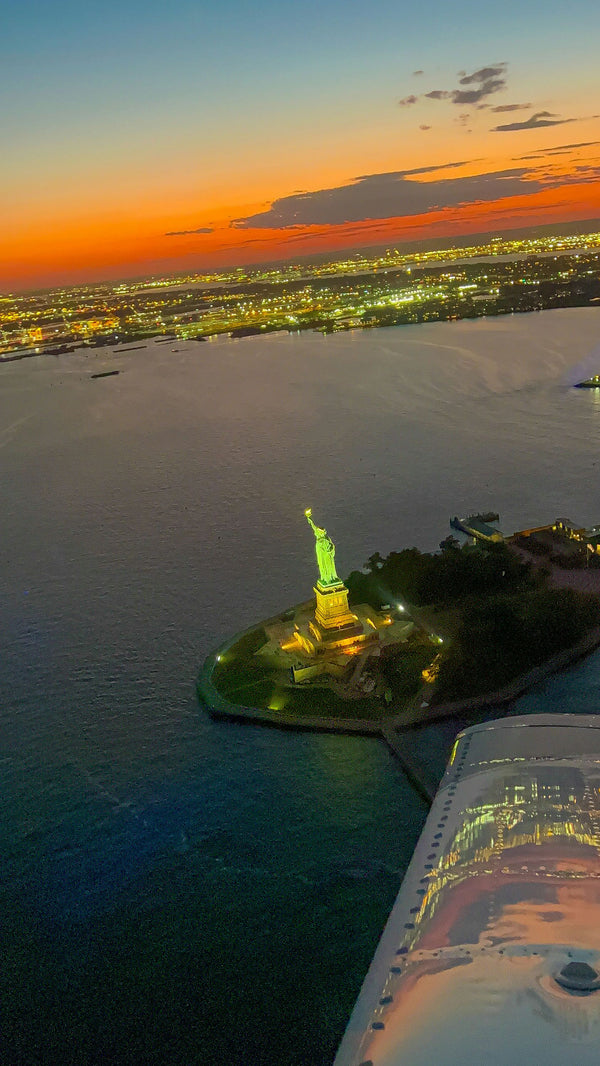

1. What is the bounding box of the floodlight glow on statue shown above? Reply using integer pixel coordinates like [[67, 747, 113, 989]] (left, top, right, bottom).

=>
[[305, 508, 340, 586], [304, 508, 362, 643]]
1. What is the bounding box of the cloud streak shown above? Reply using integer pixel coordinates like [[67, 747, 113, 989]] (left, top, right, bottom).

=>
[[164, 226, 214, 236], [355, 159, 475, 180], [490, 103, 532, 113], [518, 140, 600, 158], [492, 110, 576, 132]]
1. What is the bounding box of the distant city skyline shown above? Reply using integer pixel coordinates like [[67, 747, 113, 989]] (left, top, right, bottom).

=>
[[3, 0, 600, 290]]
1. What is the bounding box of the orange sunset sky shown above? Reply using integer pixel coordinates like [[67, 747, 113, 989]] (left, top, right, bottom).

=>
[[2, 0, 600, 290]]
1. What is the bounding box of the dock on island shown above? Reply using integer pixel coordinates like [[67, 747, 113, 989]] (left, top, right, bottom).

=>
[[450, 512, 503, 542]]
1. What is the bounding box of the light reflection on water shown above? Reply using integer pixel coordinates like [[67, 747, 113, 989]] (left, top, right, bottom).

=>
[[2, 308, 600, 1063]]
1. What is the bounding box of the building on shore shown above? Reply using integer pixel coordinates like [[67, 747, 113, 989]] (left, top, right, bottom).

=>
[[512, 516, 600, 558]]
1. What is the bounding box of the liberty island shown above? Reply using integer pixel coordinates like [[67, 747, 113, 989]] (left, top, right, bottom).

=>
[[198, 506, 600, 753], [198, 509, 414, 729]]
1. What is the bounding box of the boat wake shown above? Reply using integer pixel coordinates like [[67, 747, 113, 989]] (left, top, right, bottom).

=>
[[564, 341, 600, 386]]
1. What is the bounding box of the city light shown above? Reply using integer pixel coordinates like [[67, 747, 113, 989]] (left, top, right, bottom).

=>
[[2, 231, 600, 359]]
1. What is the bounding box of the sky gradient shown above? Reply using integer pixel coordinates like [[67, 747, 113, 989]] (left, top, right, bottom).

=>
[[3, 0, 600, 290]]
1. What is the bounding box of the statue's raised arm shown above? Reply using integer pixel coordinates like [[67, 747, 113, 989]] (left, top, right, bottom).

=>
[[305, 508, 325, 538], [304, 508, 340, 586]]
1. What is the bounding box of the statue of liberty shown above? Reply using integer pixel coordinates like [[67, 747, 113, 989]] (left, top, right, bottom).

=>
[[305, 509, 340, 586]]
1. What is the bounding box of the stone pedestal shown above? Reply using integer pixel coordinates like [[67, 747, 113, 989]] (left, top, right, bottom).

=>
[[308, 580, 365, 646], [314, 581, 358, 630]]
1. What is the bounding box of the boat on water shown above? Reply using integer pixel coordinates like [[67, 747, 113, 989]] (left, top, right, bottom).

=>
[[90, 369, 120, 379], [575, 375, 600, 388]]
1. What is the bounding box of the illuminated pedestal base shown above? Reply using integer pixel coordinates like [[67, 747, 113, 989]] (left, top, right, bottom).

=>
[[313, 581, 357, 630], [272, 599, 410, 685], [308, 581, 367, 649]]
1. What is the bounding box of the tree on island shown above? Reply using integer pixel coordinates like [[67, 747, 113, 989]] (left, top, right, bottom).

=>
[[347, 541, 534, 610], [347, 539, 600, 705], [439, 535, 460, 552], [435, 587, 600, 699]]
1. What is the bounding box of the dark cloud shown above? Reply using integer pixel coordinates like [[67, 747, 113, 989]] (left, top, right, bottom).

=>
[[231, 166, 544, 230], [413, 69, 424, 75], [492, 110, 576, 132], [398, 94, 418, 106], [424, 63, 507, 106], [490, 102, 532, 113], [164, 226, 213, 236], [524, 165, 600, 186], [459, 64, 506, 85], [563, 165, 600, 182], [452, 78, 505, 104]]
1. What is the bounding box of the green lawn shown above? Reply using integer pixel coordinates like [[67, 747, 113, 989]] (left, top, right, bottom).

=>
[[212, 654, 385, 720]]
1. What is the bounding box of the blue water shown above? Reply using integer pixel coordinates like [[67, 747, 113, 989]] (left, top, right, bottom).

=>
[[2, 308, 600, 1064]]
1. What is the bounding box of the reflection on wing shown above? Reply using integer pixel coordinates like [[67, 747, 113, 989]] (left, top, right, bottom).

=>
[[335, 714, 600, 1066]]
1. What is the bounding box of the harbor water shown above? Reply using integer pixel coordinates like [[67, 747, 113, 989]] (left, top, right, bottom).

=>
[[2, 307, 600, 1064]]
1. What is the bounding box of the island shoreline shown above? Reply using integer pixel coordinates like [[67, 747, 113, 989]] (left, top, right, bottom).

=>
[[197, 611, 600, 800]]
